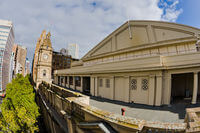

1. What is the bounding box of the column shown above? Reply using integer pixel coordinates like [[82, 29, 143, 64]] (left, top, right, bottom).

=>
[[155, 74, 163, 106], [94, 77, 98, 96], [67, 76, 69, 88], [80, 76, 83, 92], [192, 72, 198, 104], [148, 75, 155, 106], [90, 76, 95, 96], [63, 76, 66, 87], [165, 74, 171, 105], [54, 76, 58, 84], [124, 76, 130, 102], [110, 76, 114, 100], [73, 76, 75, 90]]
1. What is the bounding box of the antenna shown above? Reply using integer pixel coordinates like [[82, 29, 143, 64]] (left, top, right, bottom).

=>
[[128, 18, 132, 39]]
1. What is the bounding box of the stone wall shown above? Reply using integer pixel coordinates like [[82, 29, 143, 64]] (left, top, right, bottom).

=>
[[37, 82, 200, 133]]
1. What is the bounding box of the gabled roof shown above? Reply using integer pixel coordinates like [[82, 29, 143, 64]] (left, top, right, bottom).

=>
[[82, 20, 200, 61]]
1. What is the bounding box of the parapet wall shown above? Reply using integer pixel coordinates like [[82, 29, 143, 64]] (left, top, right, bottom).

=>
[[38, 82, 200, 133]]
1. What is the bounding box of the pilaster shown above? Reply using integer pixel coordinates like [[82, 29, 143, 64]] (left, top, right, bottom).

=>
[[110, 76, 115, 100], [148, 75, 155, 106], [63, 76, 66, 87], [124, 76, 130, 102], [54, 76, 58, 84], [90, 76, 95, 96], [94, 77, 98, 96], [147, 25, 156, 43], [165, 74, 171, 105], [67, 76, 69, 88], [73, 76, 75, 90], [80, 76, 83, 92], [192, 72, 198, 104], [155, 74, 163, 106]]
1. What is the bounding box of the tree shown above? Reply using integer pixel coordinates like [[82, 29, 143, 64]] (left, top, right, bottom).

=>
[[0, 74, 40, 132]]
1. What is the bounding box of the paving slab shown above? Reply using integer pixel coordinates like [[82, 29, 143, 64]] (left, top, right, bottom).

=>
[[90, 96, 200, 123]]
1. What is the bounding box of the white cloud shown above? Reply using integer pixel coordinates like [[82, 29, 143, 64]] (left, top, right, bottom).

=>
[[160, 0, 183, 22], [0, 0, 182, 61]]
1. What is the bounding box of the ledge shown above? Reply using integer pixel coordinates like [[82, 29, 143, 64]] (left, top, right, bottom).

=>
[[38, 83, 193, 132]]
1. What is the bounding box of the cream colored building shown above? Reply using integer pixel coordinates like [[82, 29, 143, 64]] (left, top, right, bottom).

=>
[[32, 30, 53, 88], [12, 44, 27, 77], [54, 20, 200, 106]]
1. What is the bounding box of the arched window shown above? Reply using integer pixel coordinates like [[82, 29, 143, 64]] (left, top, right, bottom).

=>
[[43, 70, 46, 77]]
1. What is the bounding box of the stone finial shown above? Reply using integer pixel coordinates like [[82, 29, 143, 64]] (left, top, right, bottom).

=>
[[47, 32, 51, 39], [41, 31, 52, 48], [196, 35, 200, 45], [40, 30, 46, 38]]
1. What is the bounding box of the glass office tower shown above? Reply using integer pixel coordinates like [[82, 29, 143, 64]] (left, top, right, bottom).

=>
[[68, 43, 79, 59], [0, 20, 14, 96]]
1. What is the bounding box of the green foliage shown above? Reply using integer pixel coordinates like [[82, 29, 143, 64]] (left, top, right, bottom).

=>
[[0, 74, 40, 132]]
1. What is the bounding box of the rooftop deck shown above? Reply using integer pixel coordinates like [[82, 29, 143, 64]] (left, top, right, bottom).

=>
[[90, 96, 200, 123]]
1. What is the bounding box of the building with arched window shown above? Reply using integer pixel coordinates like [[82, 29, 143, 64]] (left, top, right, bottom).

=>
[[32, 30, 52, 88], [54, 21, 200, 106]]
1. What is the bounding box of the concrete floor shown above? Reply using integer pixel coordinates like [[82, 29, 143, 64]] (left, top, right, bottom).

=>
[[60, 86, 200, 123], [90, 96, 200, 123]]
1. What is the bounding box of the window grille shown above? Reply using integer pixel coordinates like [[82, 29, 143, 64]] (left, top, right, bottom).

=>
[[99, 79, 103, 87], [130, 79, 137, 90], [106, 79, 110, 88], [142, 79, 148, 90]]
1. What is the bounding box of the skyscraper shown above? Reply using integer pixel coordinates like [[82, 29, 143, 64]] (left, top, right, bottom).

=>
[[68, 44, 79, 59], [10, 51, 15, 81], [0, 19, 14, 96], [25, 59, 30, 76], [12, 44, 27, 77]]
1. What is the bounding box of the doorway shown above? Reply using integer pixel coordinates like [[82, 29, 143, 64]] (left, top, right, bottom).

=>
[[83, 77, 91, 95], [171, 73, 193, 104]]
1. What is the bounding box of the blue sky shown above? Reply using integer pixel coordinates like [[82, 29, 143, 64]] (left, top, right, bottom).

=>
[[0, 0, 199, 62], [176, 0, 200, 28]]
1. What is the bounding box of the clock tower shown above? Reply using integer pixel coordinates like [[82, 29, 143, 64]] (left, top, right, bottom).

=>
[[35, 31, 53, 87]]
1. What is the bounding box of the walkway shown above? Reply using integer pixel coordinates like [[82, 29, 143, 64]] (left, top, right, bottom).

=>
[[90, 96, 200, 123], [59, 86, 200, 123]]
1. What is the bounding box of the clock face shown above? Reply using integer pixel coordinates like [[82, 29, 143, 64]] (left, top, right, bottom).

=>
[[43, 54, 48, 60]]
